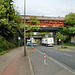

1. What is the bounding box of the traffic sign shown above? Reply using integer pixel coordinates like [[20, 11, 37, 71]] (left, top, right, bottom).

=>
[[59, 38, 61, 41]]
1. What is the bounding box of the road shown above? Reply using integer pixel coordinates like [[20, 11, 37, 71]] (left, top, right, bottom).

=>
[[34, 45, 75, 70]]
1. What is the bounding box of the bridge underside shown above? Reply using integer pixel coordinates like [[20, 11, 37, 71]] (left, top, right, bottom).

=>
[[26, 28, 59, 40], [38, 28, 59, 32], [27, 28, 59, 32]]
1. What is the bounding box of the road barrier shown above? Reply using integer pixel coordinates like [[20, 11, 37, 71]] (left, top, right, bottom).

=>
[[44, 53, 46, 64]]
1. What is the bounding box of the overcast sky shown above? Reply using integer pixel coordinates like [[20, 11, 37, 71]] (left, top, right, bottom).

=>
[[13, 0, 75, 17]]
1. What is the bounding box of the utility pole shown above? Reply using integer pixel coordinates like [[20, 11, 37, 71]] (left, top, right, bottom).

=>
[[24, 0, 26, 56]]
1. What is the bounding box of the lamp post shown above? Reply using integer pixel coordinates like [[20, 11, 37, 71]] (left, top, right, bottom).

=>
[[18, 37, 21, 47], [24, 0, 26, 56]]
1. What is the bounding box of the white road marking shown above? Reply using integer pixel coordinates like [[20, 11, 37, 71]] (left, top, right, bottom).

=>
[[36, 49, 75, 75], [63, 53, 72, 56]]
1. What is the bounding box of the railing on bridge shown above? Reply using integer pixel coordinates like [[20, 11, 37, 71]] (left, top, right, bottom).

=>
[[21, 15, 65, 28]]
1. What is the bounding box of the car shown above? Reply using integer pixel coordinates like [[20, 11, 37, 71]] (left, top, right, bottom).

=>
[[33, 43, 37, 46], [26, 39, 31, 46]]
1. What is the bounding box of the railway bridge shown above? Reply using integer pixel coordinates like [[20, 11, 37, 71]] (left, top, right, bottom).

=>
[[21, 15, 65, 29], [21, 15, 65, 44]]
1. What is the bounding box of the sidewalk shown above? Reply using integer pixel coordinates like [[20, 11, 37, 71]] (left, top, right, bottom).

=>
[[0, 47, 33, 75], [28, 49, 75, 75]]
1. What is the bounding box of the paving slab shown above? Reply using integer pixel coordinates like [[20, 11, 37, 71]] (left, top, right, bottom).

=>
[[0, 47, 33, 75]]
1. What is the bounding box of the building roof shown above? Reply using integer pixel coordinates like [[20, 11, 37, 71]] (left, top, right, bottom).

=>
[[21, 15, 65, 21]]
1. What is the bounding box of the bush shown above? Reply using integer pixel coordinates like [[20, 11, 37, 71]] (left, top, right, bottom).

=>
[[64, 43, 75, 46], [64, 46, 68, 48], [0, 36, 9, 51], [0, 36, 17, 53], [61, 46, 68, 49]]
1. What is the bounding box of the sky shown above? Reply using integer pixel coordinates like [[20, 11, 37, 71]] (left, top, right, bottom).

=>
[[13, 0, 75, 17]]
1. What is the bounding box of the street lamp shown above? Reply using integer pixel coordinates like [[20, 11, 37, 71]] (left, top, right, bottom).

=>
[[24, 0, 26, 56], [33, 32, 37, 35], [18, 37, 21, 47]]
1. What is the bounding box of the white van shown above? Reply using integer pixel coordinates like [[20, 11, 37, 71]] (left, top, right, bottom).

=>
[[45, 38, 54, 46], [42, 37, 54, 47]]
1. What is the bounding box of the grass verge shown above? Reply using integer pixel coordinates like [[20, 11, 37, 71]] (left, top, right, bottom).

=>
[[58, 46, 68, 49], [0, 47, 18, 55], [27, 47, 34, 50]]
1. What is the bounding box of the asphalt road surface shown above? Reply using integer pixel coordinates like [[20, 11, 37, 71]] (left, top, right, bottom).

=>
[[34, 45, 75, 70]]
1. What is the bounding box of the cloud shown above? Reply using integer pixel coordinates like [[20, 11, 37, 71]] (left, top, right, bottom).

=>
[[13, 0, 75, 17]]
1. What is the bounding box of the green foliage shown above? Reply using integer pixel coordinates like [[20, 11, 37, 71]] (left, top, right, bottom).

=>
[[26, 16, 40, 48], [29, 16, 40, 25], [14, 11, 23, 29], [58, 46, 68, 49], [0, 49, 14, 55], [55, 32, 68, 42], [26, 32, 32, 36], [64, 43, 75, 46], [26, 16, 40, 31], [26, 16, 41, 38], [57, 13, 75, 44], [68, 26, 75, 34], [62, 26, 75, 38], [0, 0, 22, 39], [0, 0, 23, 54], [27, 25, 40, 31], [0, 36, 9, 52], [36, 32, 49, 36], [64, 13, 75, 26], [61, 46, 68, 49], [0, 36, 17, 53]]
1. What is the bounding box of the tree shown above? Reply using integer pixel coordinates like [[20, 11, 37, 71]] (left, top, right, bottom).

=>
[[0, 0, 22, 40], [0, 0, 23, 50], [29, 16, 40, 25], [55, 32, 68, 44], [27, 16, 40, 48], [36, 32, 50, 38], [64, 12, 75, 27], [68, 25, 75, 34], [0, 0, 9, 39], [63, 25, 75, 35], [64, 13, 75, 43]]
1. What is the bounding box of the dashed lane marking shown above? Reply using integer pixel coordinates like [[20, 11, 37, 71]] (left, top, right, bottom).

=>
[[63, 53, 72, 56], [36, 49, 75, 75]]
